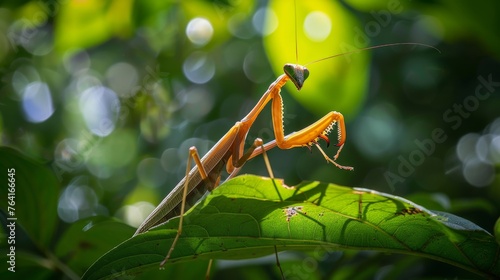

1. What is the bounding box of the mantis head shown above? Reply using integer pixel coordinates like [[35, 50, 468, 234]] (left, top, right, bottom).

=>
[[284, 63, 309, 91]]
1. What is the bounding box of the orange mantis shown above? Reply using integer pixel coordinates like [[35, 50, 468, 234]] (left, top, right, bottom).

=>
[[134, 59, 353, 260], [133, 43, 435, 263], [133, 4, 439, 275]]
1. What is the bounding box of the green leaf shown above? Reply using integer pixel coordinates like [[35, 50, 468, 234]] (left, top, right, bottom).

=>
[[0, 147, 60, 248], [83, 175, 500, 280]]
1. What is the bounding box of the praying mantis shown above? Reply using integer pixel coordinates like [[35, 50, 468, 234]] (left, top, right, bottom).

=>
[[133, 1, 439, 275], [134, 56, 354, 260]]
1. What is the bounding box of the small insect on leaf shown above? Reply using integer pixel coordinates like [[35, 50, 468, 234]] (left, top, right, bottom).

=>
[[397, 207, 425, 216], [283, 206, 305, 222]]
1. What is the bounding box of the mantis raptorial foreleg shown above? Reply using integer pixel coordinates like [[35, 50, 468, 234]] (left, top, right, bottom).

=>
[[282, 111, 353, 170]]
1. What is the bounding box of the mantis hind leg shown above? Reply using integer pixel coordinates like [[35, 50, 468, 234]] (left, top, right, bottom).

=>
[[160, 147, 210, 268]]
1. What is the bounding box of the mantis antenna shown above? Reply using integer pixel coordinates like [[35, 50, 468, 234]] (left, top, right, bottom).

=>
[[305, 42, 441, 66]]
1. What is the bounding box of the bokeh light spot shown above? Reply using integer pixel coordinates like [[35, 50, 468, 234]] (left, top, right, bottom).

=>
[[106, 62, 139, 98], [57, 177, 98, 223], [115, 202, 155, 228], [476, 134, 494, 163], [456, 133, 480, 162], [79, 86, 120, 137], [303, 11, 331, 42], [454, 121, 499, 188], [183, 51, 215, 84], [253, 7, 278, 36], [179, 87, 215, 122], [353, 103, 400, 158], [22, 81, 54, 123], [491, 135, 500, 164], [462, 159, 494, 187], [186, 17, 213, 46]]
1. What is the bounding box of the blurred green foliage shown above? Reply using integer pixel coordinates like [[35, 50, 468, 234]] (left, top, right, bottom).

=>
[[0, 0, 499, 279]]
